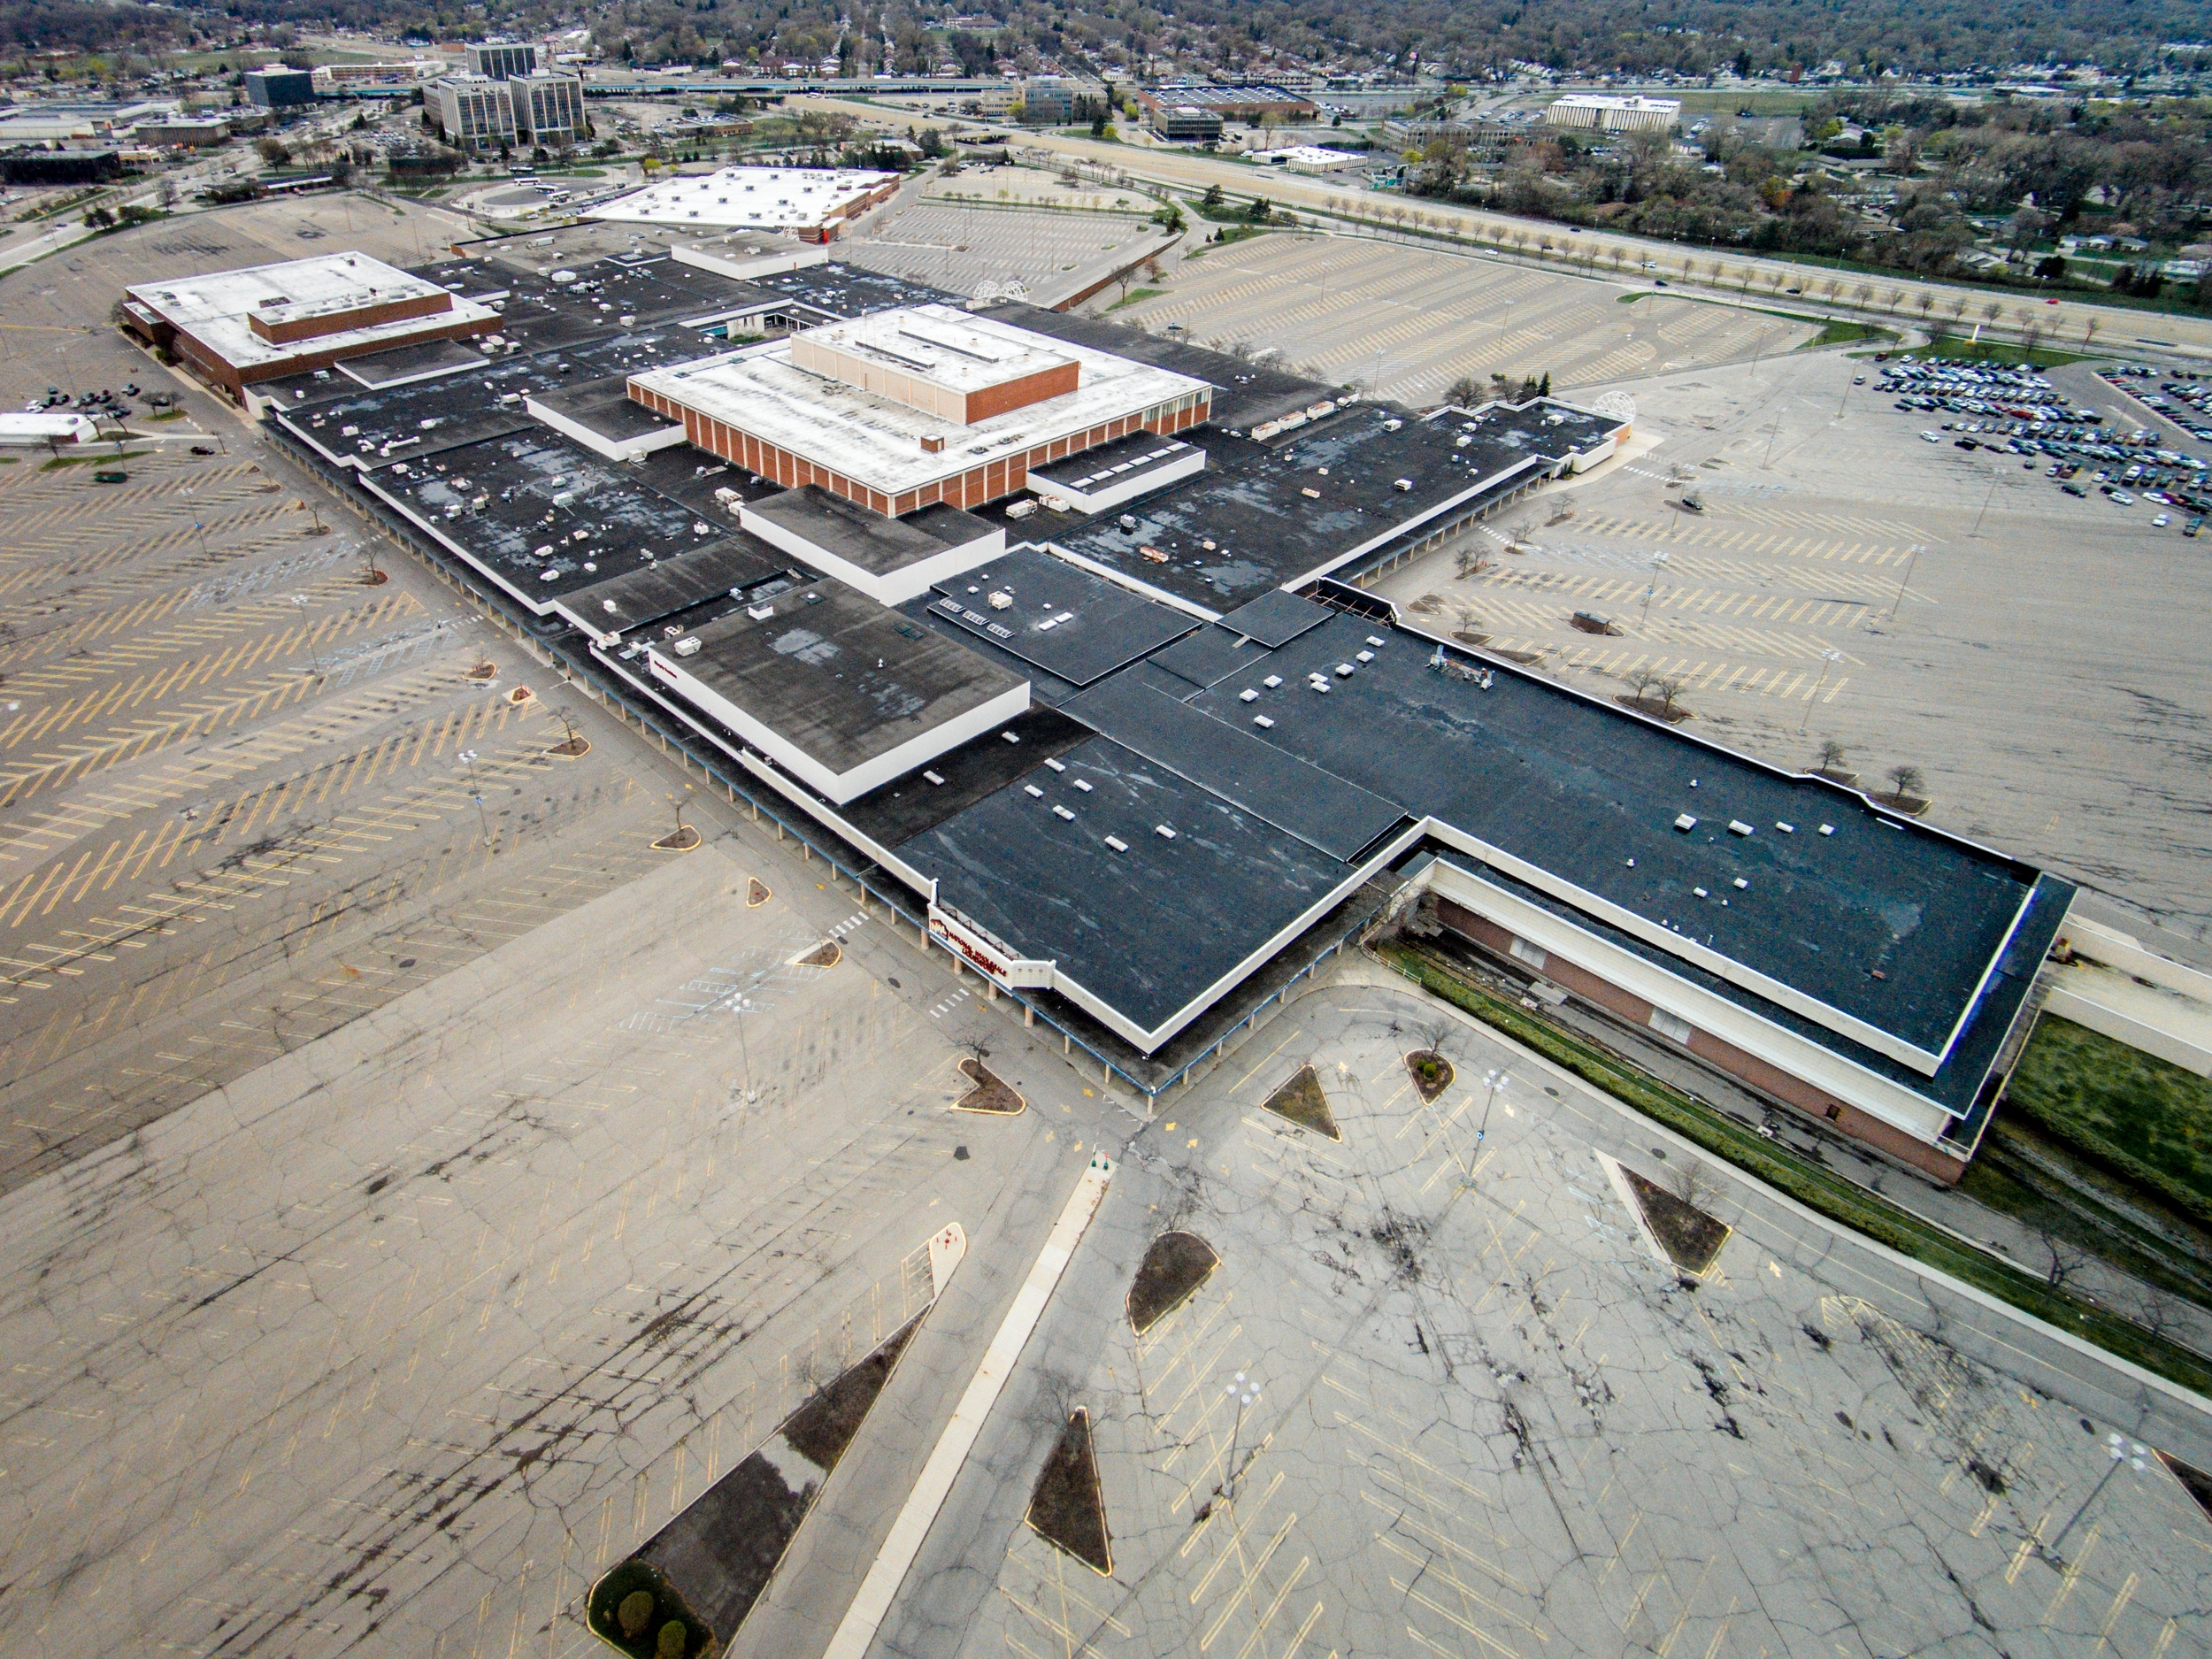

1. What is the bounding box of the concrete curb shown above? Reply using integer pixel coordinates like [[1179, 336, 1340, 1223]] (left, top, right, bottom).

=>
[[1340, 956, 2212, 1420], [819, 1154, 1116, 1659]]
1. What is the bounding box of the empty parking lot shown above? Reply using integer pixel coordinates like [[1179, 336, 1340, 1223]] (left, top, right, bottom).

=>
[[1110, 233, 1812, 401]]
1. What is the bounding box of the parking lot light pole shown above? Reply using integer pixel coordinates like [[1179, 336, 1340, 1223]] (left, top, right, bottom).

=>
[[1640, 550, 1670, 626], [1466, 1069, 1510, 1184], [1888, 543, 1925, 620], [1800, 649, 1843, 733], [457, 749, 490, 845]]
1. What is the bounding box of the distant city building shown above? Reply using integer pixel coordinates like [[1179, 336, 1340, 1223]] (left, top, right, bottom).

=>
[[465, 42, 540, 81], [0, 99, 176, 142], [243, 65, 317, 110], [119, 252, 499, 399], [129, 115, 232, 148], [1267, 143, 1367, 173], [1134, 83, 1317, 124], [430, 75, 518, 150], [1019, 84, 1078, 125], [1542, 94, 1680, 132], [513, 73, 587, 148], [584, 165, 902, 242], [310, 61, 441, 91], [0, 148, 124, 185], [1148, 104, 1225, 142]]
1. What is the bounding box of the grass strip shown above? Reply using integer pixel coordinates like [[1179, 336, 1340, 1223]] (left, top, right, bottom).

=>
[[1379, 941, 2212, 1396]]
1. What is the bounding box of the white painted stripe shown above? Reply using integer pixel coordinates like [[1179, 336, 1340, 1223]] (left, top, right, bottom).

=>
[[820, 1156, 1117, 1659]]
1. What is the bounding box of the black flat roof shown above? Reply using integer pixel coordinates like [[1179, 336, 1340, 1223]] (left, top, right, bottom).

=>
[[747, 485, 993, 576], [566, 534, 788, 634], [1217, 588, 1332, 647], [896, 734, 1357, 1033], [1032, 432, 1197, 492], [1063, 671, 1405, 863], [672, 580, 1025, 778], [1031, 410, 1554, 611], [367, 428, 728, 603], [339, 337, 487, 388], [928, 544, 1197, 687], [536, 373, 682, 444], [1184, 606, 2039, 1060]]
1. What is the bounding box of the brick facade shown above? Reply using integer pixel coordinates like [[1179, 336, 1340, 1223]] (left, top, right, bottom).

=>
[[1432, 897, 1968, 1184], [628, 381, 1210, 516]]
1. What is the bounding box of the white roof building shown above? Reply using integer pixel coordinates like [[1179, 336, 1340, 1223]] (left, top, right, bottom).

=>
[[1543, 94, 1680, 132], [583, 165, 902, 241], [627, 303, 1211, 518], [121, 252, 500, 396]]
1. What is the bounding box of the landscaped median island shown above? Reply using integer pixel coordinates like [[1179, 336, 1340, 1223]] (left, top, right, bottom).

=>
[[1378, 940, 2212, 1396], [588, 1317, 924, 1656]]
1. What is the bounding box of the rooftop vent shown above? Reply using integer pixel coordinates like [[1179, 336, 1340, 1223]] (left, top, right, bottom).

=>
[[1727, 820, 1754, 836], [1252, 714, 1275, 728], [1673, 813, 1698, 831], [1263, 675, 1283, 688], [1024, 784, 1044, 798], [1104, 835, 1129, 853], [1044, 757, 1066, 772], [1156, 824, 1177, 840], [923, 770, 946, 786], [1052, 804, 1075, 820]]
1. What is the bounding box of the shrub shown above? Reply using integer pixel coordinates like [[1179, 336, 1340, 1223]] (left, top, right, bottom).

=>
[[656, 1621, 687, 1659], [618, 1591, 655, 1641]]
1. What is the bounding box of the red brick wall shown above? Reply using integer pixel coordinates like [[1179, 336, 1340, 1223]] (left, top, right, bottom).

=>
[[247, 288, 451, 345], [628, 385, 1212, 516], [218, 314, 494, 396], [1430, 896, 1965, 1184], [961, 360, 1080, 423]]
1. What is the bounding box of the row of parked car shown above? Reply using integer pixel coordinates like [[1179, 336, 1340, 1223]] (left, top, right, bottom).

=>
[[21, 381, 173, 420], [2112, 371, 2212, 445], [1883, 357, 2208, 535]]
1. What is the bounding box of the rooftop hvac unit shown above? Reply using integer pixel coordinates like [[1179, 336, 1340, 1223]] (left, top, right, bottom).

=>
[[673, 636, 703, 657]]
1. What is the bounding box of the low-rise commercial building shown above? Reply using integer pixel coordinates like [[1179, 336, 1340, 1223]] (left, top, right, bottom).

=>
[[120, 252, 499, 400], [1543, 94, 1680, 132]]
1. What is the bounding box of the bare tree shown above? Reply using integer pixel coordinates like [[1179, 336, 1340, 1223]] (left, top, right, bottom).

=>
[[1413, 1018, 1455, 1060], [1670, 1156, 1716, 1210], [1508, 516, 1538, 549], [2038, 1229, 2089, 1292], [1816, 738, 1848, 775], [1887, 763, 1924, 800], [1652, 673, 1689, 717], [1453, 545, 1488, 580]]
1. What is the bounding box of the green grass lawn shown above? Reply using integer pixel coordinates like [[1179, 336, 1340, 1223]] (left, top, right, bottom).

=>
[[1895, 333, 2094, 368], [2004, 1015, 2212, 1225], [1799, 319, 1896, 349], [1107, 286, 1163, 311]]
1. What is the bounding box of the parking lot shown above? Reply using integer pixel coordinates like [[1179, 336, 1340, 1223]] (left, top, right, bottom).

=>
[[894, 975, 2212, 1659], [843, 190, 1164, 302], [1107, 233, 1813, 400], [1369, 345, 2212, 958]]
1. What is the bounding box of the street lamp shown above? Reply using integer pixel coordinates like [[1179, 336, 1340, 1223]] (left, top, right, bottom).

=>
[[288, 593, 322, 676], [1639, 549, 1670, 626], [457, 749, 490, 844], [1800, 648, 1842, 734], [1221, 1371, 1261, 1500], [1887, 542, 1925, 620], [1464, 1069, 1511, 1184]]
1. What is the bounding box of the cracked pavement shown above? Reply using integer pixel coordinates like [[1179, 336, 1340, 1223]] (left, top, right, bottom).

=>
[[890, 972, 2212, 1659]]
